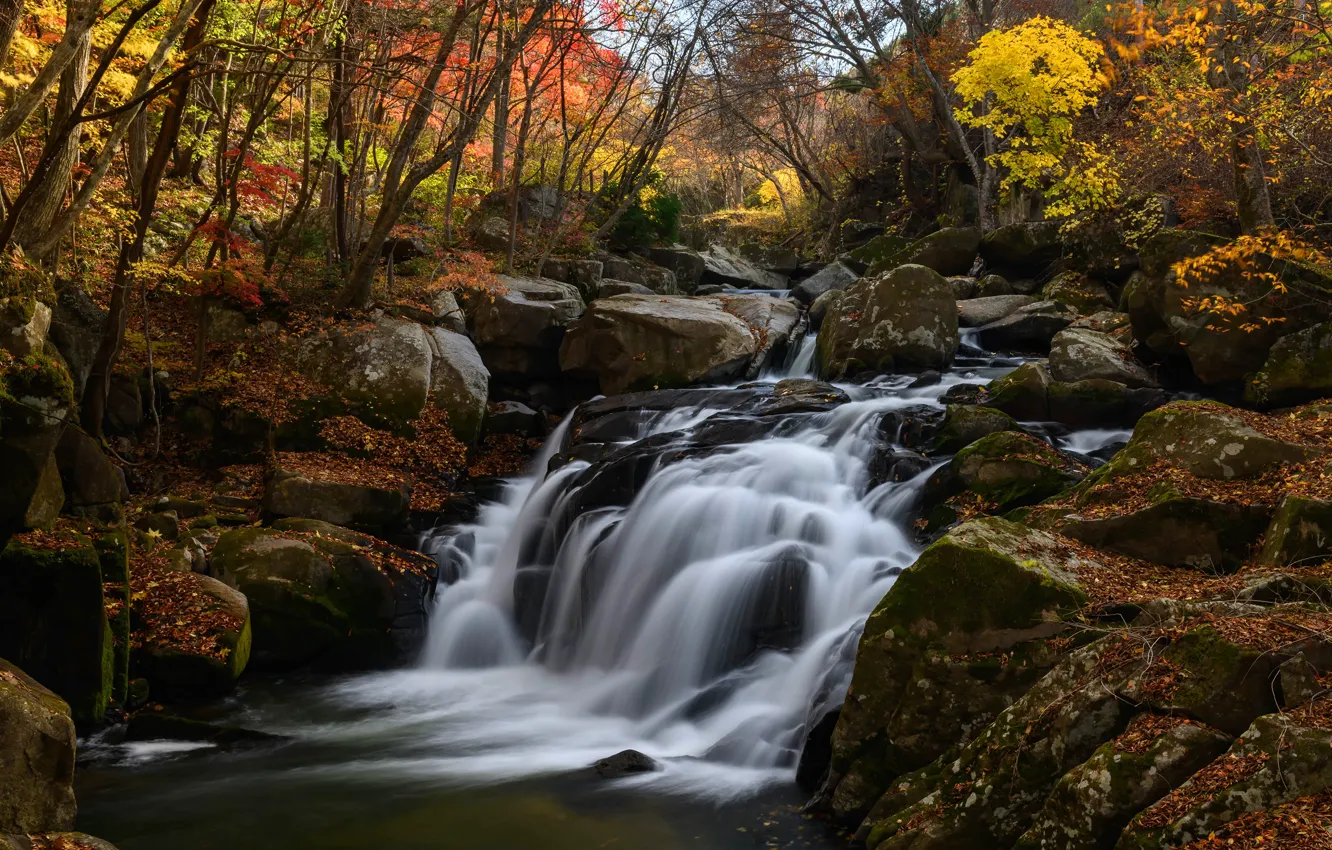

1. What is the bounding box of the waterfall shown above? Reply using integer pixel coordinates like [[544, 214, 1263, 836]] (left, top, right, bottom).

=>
[[411, 362, 1010, 796]]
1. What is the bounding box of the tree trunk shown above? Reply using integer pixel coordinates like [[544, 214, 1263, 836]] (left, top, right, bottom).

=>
[[82, 0, 217, 437], [1232, 128, 1274, 234], [0, 0, 24, 71], [12, 0, 89, 250]]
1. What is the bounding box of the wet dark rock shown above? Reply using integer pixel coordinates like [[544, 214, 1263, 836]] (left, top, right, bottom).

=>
[[124, 713, 284, 747], [797, 708, 842, 795], [486, 400, 541, 436], [976, 300, 1077, 353], [588, 749, 659, 778]]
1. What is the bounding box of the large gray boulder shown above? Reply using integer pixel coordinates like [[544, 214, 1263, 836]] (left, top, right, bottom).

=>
[[647, 244, 706, 292], [0, 297, 51, 357], [47, 284, 106, 397], [957, 294, 1036, 328], [979, 220, 1063, 275], [791, 262, 857, 305], [1050, 327, 1158, 388], [296, 316, 433, 427], [262, 464, 410, 529], [0, 658, 76, 834], [816, 264, 959, 379], [866, 227, 981, 277], [698, 246, 787, 290], [976, 299, 1077, 352], [559, 295, 760, 394], [426, 328, 488, 443], [720, 294, 800, 377], [469, 276, 585, 378], [211, 521, 437, 670], [1246, 320, 1332, 408]]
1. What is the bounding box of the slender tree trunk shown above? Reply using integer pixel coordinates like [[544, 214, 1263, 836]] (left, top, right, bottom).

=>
[[0, 0, 24, 71], [13, 0, 89, 250], [82, 0, 217, 437], [1232, 128, 1274, 233]]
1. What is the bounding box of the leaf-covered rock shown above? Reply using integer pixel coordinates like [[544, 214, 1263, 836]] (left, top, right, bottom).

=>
[[817, 264, 959, 380]]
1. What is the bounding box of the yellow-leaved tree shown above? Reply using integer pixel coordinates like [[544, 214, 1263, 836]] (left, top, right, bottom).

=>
[[952, 16, 1116, 218]]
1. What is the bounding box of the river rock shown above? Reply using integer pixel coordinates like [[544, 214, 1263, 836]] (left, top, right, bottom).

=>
[[559, 295, 760, 394], [1049, 327, 1158, 388], [429, 289, 467, 334], [1246, 320, 1332, 408], [816, 264, 959, 380], [698, 246, 787, 290], [295, 316, 433, 427], [933, 405, 1021, 453], [1046, 379, 1169, 428], [1014, 717, 1232, 850], [1116, 710, 1332, 849], [982, 362, 1052, 421], [0, 658, 76, 834], [823, 518, 1095, 820], [212, 520, 437, 670], [1256, 495, 1332, 567], [957, 294, 1036, 328], [262, 464, 410, 529], [0, 352, 74, 545], [976, 300, 1077, 352], [867, 227, 981, 277], [426, 328, 489, 443], [1042, 271, 1114, 314], [791, 262, 858, 305], [589, 749, 659, 778], [946, 277, 976, 300], [47, 283, 105, 397], [721, 294, 800, 377], [1100, 400, 1324, 481], [843, 234, 911, 275], [597, 280, 654, 298], [0, 297, 51, 357], [0, 538, 113, 729], [469, 276, 585, 378], [979, 220, 1063, 275], [1053, 497, 1273, 572], [132, 572, 251, 698], [647, 245, 706, 292]]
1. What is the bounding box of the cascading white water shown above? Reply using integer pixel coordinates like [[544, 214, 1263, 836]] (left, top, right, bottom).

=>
[[411, 363, 1011, 797]]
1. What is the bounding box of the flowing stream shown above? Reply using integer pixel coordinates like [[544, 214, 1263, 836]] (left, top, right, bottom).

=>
[[76, 337, 1129, 849]]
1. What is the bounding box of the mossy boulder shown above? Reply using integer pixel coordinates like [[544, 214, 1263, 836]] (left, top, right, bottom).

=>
[[976, 300, 1077, 353], [212, 521, 437, 670], [1096, 401, 1324, 482], [843, 234, 912, 275], [0, 297, 51, 358], [1115, 711, 1332, 849], [1256, 495, 1332, 567], [1245, 320, 1332, 408], [0, 539, 112, 729], [1013, 718, 1232, 850], [1046, 379, 1169, 428], [982, 362, 1051, 421], [94, 530, 130, 707], [1042, 271, 1114, 315], [262, 465, 410, 530], [861, 639, 1135, 850], [21, 454, 63, 530], [817, 264, 959, 380], [957, 294, 1035, 328], [295, 316, 435, 428], [426, 328, 489, 444], [979, 221, 1063, 275], [935, 431, 1085, 515], [974, 273, 1013, 297], [1050, 328, 1158, 388], [0, 352, 75, 546], [132, 572, 251, 698], [1052, 497, 1272, 573], [559, 295, 763, 394], [866, 227, 981, 277], [0, 658, 76, 833], [932, 405, 1021, 454], [823, 518, 1096, 821]]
